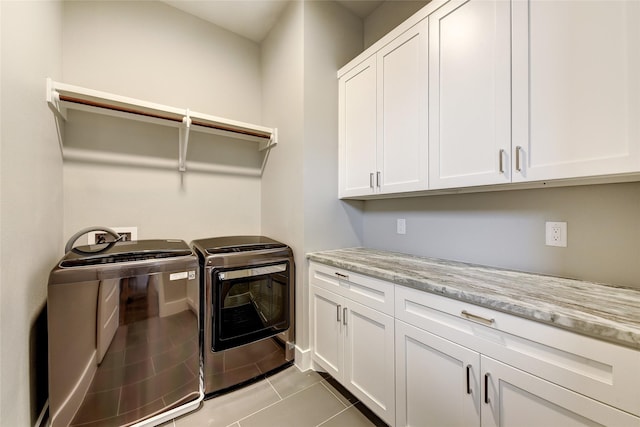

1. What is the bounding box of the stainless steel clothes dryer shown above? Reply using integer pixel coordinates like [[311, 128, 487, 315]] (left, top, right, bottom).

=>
[[191, 236, 295, 398], [47, 239, 202, 427]]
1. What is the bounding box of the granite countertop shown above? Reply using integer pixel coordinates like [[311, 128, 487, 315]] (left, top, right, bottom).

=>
[[307, 247, 640, 350]]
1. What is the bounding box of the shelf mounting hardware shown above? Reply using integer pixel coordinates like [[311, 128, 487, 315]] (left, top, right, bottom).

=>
[[179, 110, 192, 172]]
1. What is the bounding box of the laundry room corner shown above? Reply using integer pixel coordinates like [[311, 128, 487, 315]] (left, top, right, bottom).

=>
[[0, 1, 64, 425]]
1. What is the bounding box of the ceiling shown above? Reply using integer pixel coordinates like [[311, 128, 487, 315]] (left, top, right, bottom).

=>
[[163, 1, 385, 43]]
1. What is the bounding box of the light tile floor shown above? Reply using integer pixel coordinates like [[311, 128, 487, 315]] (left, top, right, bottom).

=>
[[163, 366, 387, 427]]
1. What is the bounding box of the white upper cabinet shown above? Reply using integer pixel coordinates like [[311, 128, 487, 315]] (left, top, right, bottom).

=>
[[338, 0, 640, 198], [377, 19, 429, 194], [428, 0, 511, 189], [339, 56, 378, 197], [339, 20, 429, 198], [511, 0, 640, 182]]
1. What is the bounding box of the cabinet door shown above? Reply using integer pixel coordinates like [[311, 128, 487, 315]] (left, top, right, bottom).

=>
[[481, 356, 640, 427], [310, 286, 344, 380], [343, 300, 395, 426], [377, 20, 429, 194], [512, 0, 640, 182], [339, 56, 377, 198], [396, 320, 480, 427], [428, 0, 511, 189]]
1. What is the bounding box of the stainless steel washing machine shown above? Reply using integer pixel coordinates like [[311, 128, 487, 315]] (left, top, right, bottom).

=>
[[191, 236, 295, 398], [47, 239, 202, 427]]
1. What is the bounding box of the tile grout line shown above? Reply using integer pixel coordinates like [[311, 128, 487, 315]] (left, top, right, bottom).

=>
[[266, 375, 283, 401], [231, 375, 326, 426], [315, 406, 353, 427], [319, 380, 352, 409]]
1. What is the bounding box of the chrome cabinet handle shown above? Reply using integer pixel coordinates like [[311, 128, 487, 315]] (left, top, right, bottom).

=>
[[515, 146, 522, 172], [484, 373, 490, 404], [461, 310, 495, 326], [369, 172, 374, 189], [337, 304, 341, 322], [376, 171, 381, 188], [499, 149, 505, 174], [466, 364, 472, 395], [343, 307, 348, 325]]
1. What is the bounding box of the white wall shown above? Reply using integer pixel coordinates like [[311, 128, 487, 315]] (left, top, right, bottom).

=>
[[62, 1, 262, 121], [61, 1, 265, 243], [364, 0, 429, 48], [0, 1, 64, 425], [261, 0, 306, 353], [261, 0, 364, 359], [363, 183, 640, 289], [260, 0, 305, 245], [303, 1, 365, 255], [301, 1, 365, 352]]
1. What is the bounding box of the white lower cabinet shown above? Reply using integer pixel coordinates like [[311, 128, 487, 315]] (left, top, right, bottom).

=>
[[311, 287, 395, 425], [311, 285, 344, 380], [344, 298, 395, 424], [395, 320, 480, 427], [310, 262, 640, 427], [309, 263, 395, 425], [394, 285, 640, 427], [396, 320, 640, 427], [482, 356, 639, 427]]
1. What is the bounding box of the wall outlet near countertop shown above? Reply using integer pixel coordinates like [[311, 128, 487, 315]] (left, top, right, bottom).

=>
[[545, 221, 567, 247], [397, 218, 406, 235]]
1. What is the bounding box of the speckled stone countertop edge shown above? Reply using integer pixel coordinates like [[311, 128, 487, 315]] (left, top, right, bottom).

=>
[[306, 248, 640, 350]]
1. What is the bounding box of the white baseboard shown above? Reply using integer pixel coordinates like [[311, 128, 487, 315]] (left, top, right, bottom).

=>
[[294, 345, 312, 371]]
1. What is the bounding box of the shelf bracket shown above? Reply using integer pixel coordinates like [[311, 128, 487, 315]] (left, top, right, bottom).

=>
[[46, 78, 67, 121], [46, 78, 67, 155], [259, 127, 278, 151], [179, 110, 192, 172]]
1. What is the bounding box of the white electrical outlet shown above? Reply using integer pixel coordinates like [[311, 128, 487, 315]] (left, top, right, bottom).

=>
[[545, 221, 567, 247], [88, 226, 138, 244], [397, 218, 406, 235]]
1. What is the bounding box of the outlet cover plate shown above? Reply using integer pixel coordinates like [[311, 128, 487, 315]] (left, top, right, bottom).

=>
[[545, 221, 567, 247], [397, 219, 406, 235], [88, 226, 138, 244]]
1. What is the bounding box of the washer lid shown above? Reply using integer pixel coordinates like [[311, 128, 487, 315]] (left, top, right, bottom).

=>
[[60, 239, 192, 267]]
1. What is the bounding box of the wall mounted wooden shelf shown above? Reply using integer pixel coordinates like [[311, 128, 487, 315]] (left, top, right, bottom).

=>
[[46, 78, 277, 173]]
